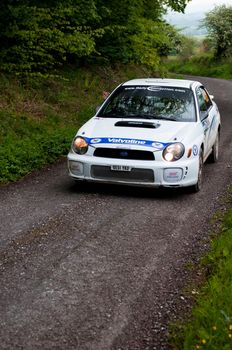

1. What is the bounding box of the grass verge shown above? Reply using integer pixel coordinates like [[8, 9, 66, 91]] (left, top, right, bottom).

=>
[[170, 188, 232, 349], [166, 55, 232, 80]]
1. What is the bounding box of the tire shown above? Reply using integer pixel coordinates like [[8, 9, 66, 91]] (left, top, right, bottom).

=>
[[208, 132, 219, 163], [191, 150, 203, 193]]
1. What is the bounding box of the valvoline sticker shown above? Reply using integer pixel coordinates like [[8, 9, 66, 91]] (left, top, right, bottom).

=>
[[85, 137, 168, 150]]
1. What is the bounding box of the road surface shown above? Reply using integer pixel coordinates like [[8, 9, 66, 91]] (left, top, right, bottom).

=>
[[0, 77, 231, 350]]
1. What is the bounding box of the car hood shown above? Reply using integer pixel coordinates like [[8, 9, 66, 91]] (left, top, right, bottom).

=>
[[79, 117, 195, 150]]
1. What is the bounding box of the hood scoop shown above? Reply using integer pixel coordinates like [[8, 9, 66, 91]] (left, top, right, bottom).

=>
[[115, 121, 160, 129]]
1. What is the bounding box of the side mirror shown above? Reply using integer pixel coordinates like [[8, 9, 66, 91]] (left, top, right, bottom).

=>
[[210, 94, 214, 100], [200, 111, 209, 121]]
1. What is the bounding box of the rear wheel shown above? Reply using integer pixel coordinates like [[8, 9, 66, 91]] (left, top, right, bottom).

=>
[[191, 150, 203, 193]]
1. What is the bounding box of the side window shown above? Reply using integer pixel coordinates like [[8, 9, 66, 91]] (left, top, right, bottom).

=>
[[196, 87, 212, 115]]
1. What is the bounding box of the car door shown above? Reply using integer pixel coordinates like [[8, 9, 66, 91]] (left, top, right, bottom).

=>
[[196, 86, 216, 158]]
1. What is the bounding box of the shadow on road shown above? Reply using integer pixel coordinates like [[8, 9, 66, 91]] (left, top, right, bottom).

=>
[[64, 178, 193, 200]]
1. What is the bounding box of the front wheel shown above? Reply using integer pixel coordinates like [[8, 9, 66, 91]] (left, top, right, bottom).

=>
[[191, 151, 203, 193]]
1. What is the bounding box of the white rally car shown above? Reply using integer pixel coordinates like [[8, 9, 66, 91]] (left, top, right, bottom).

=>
[[67, 79, 221, 192]]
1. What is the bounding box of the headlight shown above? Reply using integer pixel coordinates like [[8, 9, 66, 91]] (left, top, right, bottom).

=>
[[163, 143, 185, 162], [72, 136, 89, 154]]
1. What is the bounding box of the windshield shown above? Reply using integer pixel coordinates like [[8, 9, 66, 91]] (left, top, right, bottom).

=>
[[98, 85, 196, 122]]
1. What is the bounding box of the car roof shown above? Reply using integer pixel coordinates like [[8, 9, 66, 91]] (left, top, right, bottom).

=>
[[122, 78, 201, 89]]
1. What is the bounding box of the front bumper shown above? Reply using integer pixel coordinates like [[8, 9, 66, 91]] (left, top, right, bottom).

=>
[[67, 152, 199, 188]]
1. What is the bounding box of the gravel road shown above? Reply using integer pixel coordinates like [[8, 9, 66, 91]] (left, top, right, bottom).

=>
[[0, 77, 232, 350]]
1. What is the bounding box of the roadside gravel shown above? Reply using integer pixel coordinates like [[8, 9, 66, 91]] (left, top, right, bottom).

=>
[[0, 76, 231, 350]]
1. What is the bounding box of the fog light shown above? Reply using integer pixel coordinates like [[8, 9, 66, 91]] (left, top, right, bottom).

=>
[[164, 168, 183, 182], [69, 161, 83, 175]]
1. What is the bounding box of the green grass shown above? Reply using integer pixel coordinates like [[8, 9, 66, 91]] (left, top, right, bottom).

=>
[[0, 64, 151, 183], [170, 190, 232, 350], [166, 55, 232, 80], [0, 111, 74, 182]]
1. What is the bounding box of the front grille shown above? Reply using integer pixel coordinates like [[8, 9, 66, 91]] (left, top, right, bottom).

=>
[[91, 166, 154, 183], [94, 148, 155, 160]]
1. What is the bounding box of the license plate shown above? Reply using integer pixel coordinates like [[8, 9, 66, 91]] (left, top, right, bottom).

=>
[[111, 165, 132, 172]]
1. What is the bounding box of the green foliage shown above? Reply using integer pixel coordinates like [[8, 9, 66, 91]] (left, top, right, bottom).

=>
[[0, 111, 75, 182], [166, 54, 232, 80], [166, 5, 232, 80], [0, 0, 189, 75], [0, 1, 102, 74], [203, 5, 232, 58], [177, 36, 199, 60], [128, 20, 181, 69], [0, 64, 152, 183], [163, 0, 190, 13]]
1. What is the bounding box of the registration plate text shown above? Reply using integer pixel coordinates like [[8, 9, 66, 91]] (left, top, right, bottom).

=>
[[111, 165, 132, 172]]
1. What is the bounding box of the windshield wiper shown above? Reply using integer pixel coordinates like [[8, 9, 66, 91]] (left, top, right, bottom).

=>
[[125, 114, 179, 121], [100, 113, 178, 121], [100, 114, 159, 120], [99, 113, 123, 118]]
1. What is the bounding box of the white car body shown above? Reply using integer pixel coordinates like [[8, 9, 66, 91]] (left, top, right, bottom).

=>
[[67, 79, 221, 191]]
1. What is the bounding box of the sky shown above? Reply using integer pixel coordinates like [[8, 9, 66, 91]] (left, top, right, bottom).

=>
[[184, 0, 232, 13], [166, 0, 232, 36]]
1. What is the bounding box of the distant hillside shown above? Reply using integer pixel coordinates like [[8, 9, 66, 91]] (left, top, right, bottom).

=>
[[165, 12, 207, 37]]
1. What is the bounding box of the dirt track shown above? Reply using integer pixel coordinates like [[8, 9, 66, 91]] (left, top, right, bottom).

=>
[[0, 77, 231, 350]]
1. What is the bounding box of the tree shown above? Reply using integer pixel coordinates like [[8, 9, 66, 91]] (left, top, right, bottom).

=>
[[178, 36, 198, 60], [0, 0, 102, 74], [94, 0, 190, 67], [0, 0, 191, 74], [203, 5, 232, 58]]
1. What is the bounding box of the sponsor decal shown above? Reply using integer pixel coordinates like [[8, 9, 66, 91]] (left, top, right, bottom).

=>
[[152, 142, 164, 149], [147, 86, 186, 93], [124, 87, 147, 90], [90, 138, 102, 144], [86, 137, 168, 150], [193, 145, 198, 156], [119, 151, 129, 157], [107, 138, 146, 145]]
